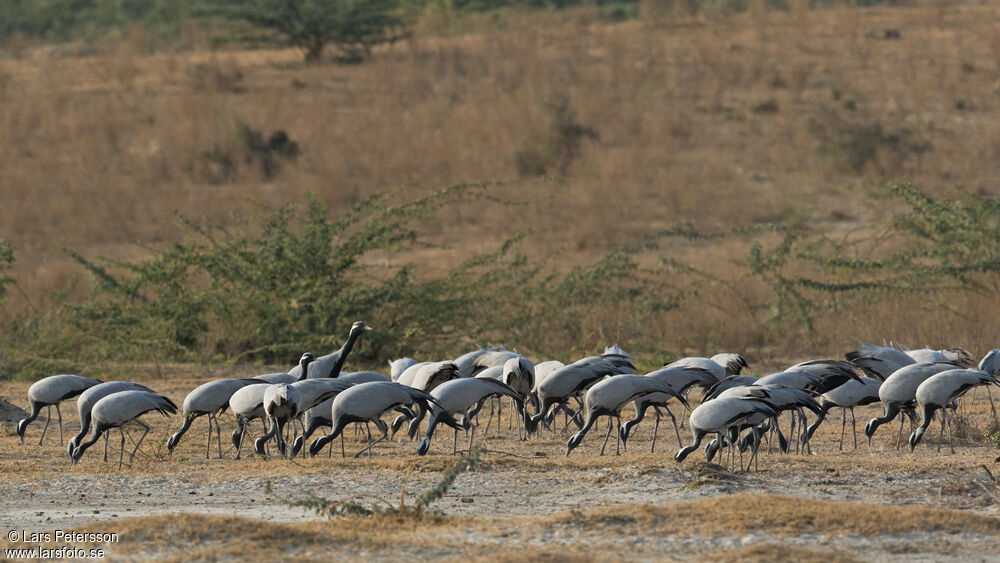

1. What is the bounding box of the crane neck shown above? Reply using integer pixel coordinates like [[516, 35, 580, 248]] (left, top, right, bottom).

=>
[[331, 328, 363, 378]]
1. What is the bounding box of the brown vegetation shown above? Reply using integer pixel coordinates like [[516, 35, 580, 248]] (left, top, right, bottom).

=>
[[3, 4, 1000, 361]]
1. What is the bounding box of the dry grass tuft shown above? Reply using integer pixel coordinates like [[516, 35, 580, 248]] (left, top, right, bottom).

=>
[[713, 543, 858, 563], [546, 494, 1000, 538]]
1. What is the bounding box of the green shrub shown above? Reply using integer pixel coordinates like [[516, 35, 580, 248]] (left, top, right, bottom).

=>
[[744, 181, 1000, 331], [0, 183, 685, 372], [210, 0, 408, 63]]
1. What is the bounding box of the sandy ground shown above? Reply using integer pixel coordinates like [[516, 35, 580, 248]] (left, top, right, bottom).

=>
[[1, 374, 999, 560]]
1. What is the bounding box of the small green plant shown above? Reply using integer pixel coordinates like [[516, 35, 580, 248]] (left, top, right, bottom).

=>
[[275, 446, 482, 518]]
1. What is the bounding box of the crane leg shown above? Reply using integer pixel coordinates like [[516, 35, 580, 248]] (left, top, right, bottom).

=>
[[235, 421, 246, 460], [340, 432, 344, 458], [800, 409, 811, 455], [484, 400, 495, 435], [453, 427, 458, 455], [56, 404, 64, 446], [509, 397, 515, 431], [353, 431, 386, 459], [946, 409, 955, 453], [129, 420, 150, 464], [789, 413, 797, 455], [615, 416, 622, 456], [895, 415, 905, 450], [839, 408, 846, 451], [39, 406, 52, 446], [665, 406, 683, 449], [937, 410, 945, 453], [496, 397, 502, 436], [651, 411, 660, 454], [215, 414, 224, 459], [737, 431, 744, 469], [850, 408, 858, 450], [119, 428, 126, 470], [366, 423, 374, 458], [600, 418, 613, 456], [205, 416, 213, 459], [103, 430, 109, 462]]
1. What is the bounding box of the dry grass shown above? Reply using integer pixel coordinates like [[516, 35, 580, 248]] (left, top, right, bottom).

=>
[[713, 544, 858, 563], [4, 5, 1000, 358], [4, 494, 996, 561], [547, 494, 1000, 537]]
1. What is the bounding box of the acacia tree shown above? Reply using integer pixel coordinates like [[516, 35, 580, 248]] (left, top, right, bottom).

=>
[[221, 0, 406, 63]]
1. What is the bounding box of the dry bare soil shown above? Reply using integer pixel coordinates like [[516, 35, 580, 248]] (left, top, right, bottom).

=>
[[1, 371, 1000, 561]]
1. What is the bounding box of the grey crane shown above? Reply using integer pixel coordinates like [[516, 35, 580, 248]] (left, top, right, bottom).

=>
[[290, 371, 389, 457], [667, 354, 748, 381], [167, 377, 264, 458], [471, 357, 535, 437], [620, 366, 719, 452], [527, 356, 624, 434], [397, 361, 459, 392], [804, 377, 881, 450], [255, 383, 302, 457], [715, 384, 823, 456], [253, 372, 299, 384], [703, 375, 759, 401], [909, 369, 999, 452], [846, 341, 916, 380], [979, 349, 1000, 376], [675, 397, 778, 472], [904, 346, 974, 366], [229, 383, 271, 459], [169, 353, 314, 457], [288, 321, 370, 379], [774, 360, 864, 393], [416, 378, 521, 456], [567, 374, 687, 456], [17, 374, 102, 446], [454, 348, 489, 378], [389, 358, 417, 381], [71, 390, 177, 469], [600, 345, 637, 374], [464, 349, 521, 378], [67, 381, 155, 460], [863, 362, 960, 447], [307, 381, 444, 458]]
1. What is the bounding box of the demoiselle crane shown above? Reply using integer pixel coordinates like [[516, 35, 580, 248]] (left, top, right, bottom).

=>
[[416, 378, 522, 456], [71, 390, 177, 469], [864, 362, 960, 448], [909, 369, 999, 452], [307, 381, 445, 458], [675, 396, 777, 472], [288, 321, 370, 379], [67, 381, 155, 460], [567, 374, 687, 456], [17, 374, 102, 446]]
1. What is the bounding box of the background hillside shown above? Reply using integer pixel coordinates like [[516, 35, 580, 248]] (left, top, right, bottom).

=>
[[2, 0, 1000, 376]]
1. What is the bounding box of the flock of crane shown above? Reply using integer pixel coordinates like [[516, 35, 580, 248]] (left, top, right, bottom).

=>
[[11, 320, 1000, 472]]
